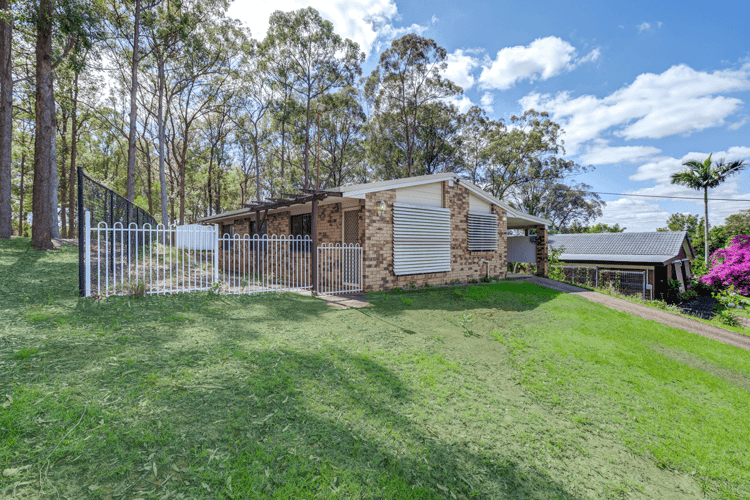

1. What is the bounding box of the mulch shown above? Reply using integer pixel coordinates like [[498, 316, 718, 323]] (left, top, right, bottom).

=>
[[680, 296, 718, 320]]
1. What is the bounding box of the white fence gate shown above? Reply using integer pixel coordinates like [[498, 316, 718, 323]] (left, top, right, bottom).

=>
[[317, 244, 363, 295], [81, 212, 362, 297]]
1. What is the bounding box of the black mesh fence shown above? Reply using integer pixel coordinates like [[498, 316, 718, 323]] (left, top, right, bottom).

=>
[[78, 167, 158, 296]]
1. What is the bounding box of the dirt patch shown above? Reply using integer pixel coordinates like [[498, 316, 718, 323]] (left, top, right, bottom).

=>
[[654, 345, 750, 393]]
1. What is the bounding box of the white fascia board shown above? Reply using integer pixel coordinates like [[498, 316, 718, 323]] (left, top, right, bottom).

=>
[[338, 173, 456, 198], [456, 178, 551, 226]]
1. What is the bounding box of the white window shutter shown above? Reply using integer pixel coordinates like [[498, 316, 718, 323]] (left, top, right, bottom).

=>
[[393, 203, 451, 275], [468, 212, 498, 251]]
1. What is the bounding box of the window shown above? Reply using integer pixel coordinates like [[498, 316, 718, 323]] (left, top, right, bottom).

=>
[[393, 203, 451, 275], [249, 219, 267, 236], [467, 212, 498, 251], [344, 210, 359, 244], [290, 214, 312, 237]]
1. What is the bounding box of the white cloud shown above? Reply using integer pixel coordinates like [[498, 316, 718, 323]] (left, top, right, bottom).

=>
[[443, 49, 481, 90], [480, 92, 494, 113], [598, 198, 671, 232], [630, 146, 750, 182], [580, 142, 661, 165], [637, 22, 651, 32], [445, 95, 475, 113], [521, 63, 750, 154], [616, 146, 750, 228], [226, 0, 427, 58], [729, 116, 749, 130], [478, 36, 598, 90]]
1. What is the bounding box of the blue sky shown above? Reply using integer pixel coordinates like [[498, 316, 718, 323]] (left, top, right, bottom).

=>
[[229, 0, 750, 231]]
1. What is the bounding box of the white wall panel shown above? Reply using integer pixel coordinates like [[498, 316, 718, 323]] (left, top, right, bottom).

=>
[[393, 203, 451, 275], [395, 183, 443, 207], [468, 193, 491, 213]]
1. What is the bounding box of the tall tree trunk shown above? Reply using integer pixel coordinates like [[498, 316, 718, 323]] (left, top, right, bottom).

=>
[[0, 0, 12, 238], [207, 144, 214, 214], [126, 0, 141, 203], [304, 95, 310, 188], [179, 141, 187, 224], [68, 71, 79, 237], [32, 0, 55, 250], [18, 152, 25, 236], [59, 111, 69, 237], [50, 113, 59, 238], [704, 187, 709, 268], [157, 53, 168, 225]]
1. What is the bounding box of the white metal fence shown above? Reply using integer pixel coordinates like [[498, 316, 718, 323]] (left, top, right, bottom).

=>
[[82, 211, 362, 297], [317, 244, 363, 295], [561, 265, 649, 299]]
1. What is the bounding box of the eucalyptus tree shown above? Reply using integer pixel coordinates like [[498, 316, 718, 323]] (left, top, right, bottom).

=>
[[511, 180, 604, 231], [260, 7, 364, 189], [365, 34, 461, 178], [29, 0, 98, 248], [0, 0, 12, 238], [483, 109, 580, 200], [457, 106, 491, 185], [317, 86, 365, 188], [168, 14, 248, 224], [413, 101, 462, 176], [142, 0, 220, 224], [671, 154, 747, 266]]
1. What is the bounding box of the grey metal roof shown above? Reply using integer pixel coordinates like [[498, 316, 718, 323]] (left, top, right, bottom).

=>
[[548, 232, 692, 264]]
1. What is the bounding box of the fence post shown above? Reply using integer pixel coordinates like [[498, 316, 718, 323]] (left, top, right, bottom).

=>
[[642, 271, 646, 300], [213, 224, 219, 286], [595, 266, 599, 288], [84, 211, 91, 297], [77, 166, 85, 297]]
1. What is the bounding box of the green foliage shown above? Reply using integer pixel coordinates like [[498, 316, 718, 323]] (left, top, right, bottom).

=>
[[563, 222, 626, 233], [679, 289, 697, 302], [548, 246, 565, 281], [398, 296, 413, 306], [12, 347, 37, 360]]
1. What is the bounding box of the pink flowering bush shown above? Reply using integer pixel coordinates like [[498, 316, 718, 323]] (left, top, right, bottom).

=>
[[700, 235, 750, 296]]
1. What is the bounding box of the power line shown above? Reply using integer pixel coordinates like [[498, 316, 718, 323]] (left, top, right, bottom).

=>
[[593, 192, 750, 202]]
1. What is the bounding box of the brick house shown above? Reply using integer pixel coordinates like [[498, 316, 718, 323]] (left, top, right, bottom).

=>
[[199, 173, 550, 292]]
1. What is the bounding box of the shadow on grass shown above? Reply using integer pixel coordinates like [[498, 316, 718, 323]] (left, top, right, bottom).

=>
[[365, 281, 564, 320], [3, 342, 580, 499]]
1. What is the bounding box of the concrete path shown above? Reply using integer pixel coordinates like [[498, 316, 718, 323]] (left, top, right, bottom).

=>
[[514, 275, 750, 352]]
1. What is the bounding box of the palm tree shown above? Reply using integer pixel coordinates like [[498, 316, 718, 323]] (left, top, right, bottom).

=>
[[671, 154, 747, 266]]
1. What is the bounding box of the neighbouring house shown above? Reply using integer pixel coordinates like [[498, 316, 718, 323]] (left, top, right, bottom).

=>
[[545, 231, 695, 299], [199, 173, 550, 293]]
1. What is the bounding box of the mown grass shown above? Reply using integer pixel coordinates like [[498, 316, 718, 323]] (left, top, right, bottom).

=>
[[1, 237, 750, 499], [553, 277, 750, 336]]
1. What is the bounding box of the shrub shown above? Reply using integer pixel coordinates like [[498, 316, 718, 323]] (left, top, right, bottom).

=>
[[701, 235, 750, 296], [713, 286, 750, 311], [689, 277, 715, 296], [680, 290, 698, 302]]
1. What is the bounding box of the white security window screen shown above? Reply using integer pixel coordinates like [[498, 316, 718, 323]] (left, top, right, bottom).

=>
[[393, 203, 451, 275], [468, 212, 498, 251]]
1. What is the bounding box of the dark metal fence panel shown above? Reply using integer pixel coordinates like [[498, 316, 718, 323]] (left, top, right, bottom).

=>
[[78, 166, 157, 297]]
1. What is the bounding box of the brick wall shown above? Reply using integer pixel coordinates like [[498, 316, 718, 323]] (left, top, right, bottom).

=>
[[535, 225, 548, 277], [362, 181, 508, 291]]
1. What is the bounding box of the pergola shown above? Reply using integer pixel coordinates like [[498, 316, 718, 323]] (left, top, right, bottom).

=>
[[241, 189, 344, 293]]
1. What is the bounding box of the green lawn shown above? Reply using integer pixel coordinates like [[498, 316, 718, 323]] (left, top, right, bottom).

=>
[[2, 237, 750, 499]]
